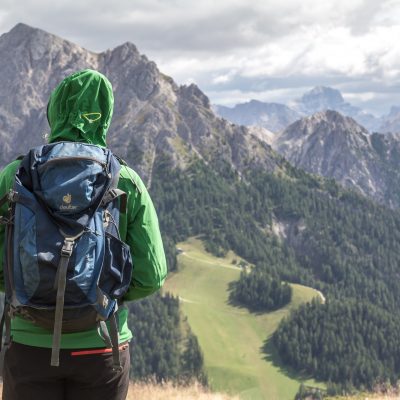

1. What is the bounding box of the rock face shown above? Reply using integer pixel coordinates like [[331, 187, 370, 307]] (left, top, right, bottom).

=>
[[0, 23, 282, 184], [273, 110, 400, 208], [214, 100, 301, 133]]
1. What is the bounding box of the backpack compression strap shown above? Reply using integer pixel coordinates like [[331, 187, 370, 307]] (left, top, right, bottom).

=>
[[51, 232, 84, 367], [97, 309, 123, 372]]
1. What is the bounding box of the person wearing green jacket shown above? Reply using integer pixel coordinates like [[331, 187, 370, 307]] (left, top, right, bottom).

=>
[[0, 69, 167, 400]]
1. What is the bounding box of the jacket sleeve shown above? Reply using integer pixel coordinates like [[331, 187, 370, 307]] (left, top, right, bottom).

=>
[[120, 167, 167, 301], [0, 160, 21, 292]]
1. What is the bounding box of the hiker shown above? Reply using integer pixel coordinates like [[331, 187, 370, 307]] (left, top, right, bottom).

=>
[[0, 69, 167, 400]]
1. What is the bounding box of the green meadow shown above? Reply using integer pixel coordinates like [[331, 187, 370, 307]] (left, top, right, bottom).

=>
[[164, 237, 325, 400]]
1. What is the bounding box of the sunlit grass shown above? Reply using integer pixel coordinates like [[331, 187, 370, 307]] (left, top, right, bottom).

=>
[[164, 237, 325, 400]]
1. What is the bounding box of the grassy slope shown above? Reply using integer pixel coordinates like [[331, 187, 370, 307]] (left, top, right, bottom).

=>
[[164, 237, 325, 400]]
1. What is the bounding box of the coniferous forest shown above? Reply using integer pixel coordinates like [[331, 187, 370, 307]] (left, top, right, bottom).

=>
[[143, 153, 400, 389], [274, 299, 400, 390], [127, 293, 207, 385], [229, 270, 292, 312]]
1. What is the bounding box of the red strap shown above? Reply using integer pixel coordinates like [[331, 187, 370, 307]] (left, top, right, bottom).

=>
[[71, 344, 128, 356]]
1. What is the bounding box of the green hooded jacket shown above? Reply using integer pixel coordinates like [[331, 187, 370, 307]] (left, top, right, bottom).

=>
[[0, 69, 167, 348]]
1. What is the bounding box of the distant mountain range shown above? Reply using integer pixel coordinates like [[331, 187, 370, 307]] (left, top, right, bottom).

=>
[[214, 86, 400, 134], [213, 100, 301, 132]]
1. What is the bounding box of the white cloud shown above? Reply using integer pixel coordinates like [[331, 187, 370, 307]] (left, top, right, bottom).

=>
[[212, 74, 233, 84], [0, 0, 400, 113]]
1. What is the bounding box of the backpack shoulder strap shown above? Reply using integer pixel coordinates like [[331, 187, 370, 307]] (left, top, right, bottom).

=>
[[114, 155, 128, 167], [0, 155, 25, 210], [101, 189, 127, 214], [112, 154, 142, 194]]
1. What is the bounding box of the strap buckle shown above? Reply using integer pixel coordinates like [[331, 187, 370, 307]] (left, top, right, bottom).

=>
[[7, 190, 19, 203], [61, 238, 75, 257]]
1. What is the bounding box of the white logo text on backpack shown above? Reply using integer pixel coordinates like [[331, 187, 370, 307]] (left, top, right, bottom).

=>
[[60, 193, 77, 210]]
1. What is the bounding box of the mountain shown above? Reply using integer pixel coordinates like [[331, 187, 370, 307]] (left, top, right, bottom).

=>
[[0, 23, 280, 184], [294, 86, 381, 132], [213, 100, 301, 132], [295, 86, 359, 116], [273, 110, 400, 208], [379, 106, 400, 133]]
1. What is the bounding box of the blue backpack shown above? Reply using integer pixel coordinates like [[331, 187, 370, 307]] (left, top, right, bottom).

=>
[[0, 142, 133, 371]]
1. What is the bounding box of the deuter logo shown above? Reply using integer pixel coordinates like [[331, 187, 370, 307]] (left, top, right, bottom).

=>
[[60, 193, 77, 211], [63, 193, 72, 204]]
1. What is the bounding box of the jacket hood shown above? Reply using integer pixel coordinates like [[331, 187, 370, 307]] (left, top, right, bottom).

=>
[[47, 69, 114, 148]]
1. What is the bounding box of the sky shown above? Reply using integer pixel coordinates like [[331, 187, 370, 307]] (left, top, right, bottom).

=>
[[1, 0, 400, 116]]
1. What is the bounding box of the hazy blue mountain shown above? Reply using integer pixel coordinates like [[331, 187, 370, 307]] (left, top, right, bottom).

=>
[[215, 86, 382, 133], [214, 100, 301, 132], [379, 106, 400, 133], [294, 86, 381, 132]]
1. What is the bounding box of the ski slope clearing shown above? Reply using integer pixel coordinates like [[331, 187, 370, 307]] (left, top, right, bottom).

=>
[[164, 237, 325, 400]]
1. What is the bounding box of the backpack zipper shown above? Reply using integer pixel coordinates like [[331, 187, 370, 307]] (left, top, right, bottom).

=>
[[38, 156, 108, 173]]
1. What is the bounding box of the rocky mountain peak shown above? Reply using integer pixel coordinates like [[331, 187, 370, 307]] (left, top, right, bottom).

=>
[[302, 109, 369, 136], [2, 22, 46, 42], [271, 109, 400, 206], [179, 83, 210, 109], [278, 110, 369, 150], [107, 41, 141, 62], [299, 86, 345, 111], [0, 22, 84, 57]]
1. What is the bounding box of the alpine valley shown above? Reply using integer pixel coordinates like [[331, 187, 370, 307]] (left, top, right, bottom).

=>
[[2, 23, 400, 399]]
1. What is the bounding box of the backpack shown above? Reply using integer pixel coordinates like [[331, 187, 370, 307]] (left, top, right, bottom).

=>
[[0, 141, 133, 371]]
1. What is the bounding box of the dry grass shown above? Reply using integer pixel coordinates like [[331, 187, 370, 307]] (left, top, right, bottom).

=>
[[329, 396, 400, 400], [0, 381, 238, 400], [327, 391, 400, 400], [127, 381, 238, 400]]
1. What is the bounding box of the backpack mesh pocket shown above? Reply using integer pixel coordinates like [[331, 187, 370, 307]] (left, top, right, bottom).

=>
[[99, 232, 133, 299]]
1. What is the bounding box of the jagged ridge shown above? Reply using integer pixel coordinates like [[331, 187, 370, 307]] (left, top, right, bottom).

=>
[[0, 23, 281, 185], [273, 110, 400, 208]]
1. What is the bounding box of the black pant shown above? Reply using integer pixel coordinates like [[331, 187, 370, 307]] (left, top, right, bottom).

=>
[[2, 342, 130, 400]]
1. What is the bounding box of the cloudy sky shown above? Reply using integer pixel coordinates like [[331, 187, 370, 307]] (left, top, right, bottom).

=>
[[1, 0, 400, 115]]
